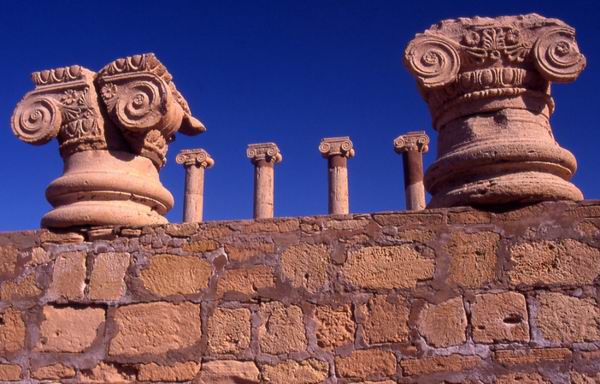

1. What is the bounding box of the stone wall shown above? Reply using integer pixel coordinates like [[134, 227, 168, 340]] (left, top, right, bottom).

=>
[[0, 200, 599, 383]]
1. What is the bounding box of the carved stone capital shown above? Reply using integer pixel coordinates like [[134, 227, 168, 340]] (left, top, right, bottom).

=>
[[247, 143, 283, 164], [319, 137, 355, 158], [394, 131, 430, 153], [176, 148, 214, 168]]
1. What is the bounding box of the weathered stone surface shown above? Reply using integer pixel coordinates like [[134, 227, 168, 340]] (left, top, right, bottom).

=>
[[208, 307, 251, 354], [535, 292, 600, 342], [140, 255, 211, 296], [571, 371, 600, 384], [359, 295, 410, 344], [225, 241, 274, 262], [195, 360, 259, 383], [418, 297, 466, 347], [25, 247, 50, 267], [216, 265, 275, 297], [36, 306, 104, 352], [400, 354, 481, 375], [0, 272, 41, 301], [89, 252, 130, 300], [495, 372, 550, 384], [184, 239, 220, 253], [315, 304, 355, 350], [137, 361, 200, 382], [48, 251, 86, 300], [178, 148, 214, 223], [0, 245, 18, 276], [342, 245, 434, 289], [247, 142, 282, 219], [0, 308, 25, 354], [494, 348, 572, 366], [471, 292, 529, 343], [109, 302, 201, 356], [0, 364, 21, 381], [281, 243, 329, 293], [259, 302, 306, 354], [262, 359, 329, 384], [444, 232, 499, 288], [508, 239, 600, 286], [81, 362, 134, 383], [32, 363, 76, 380], [335, 349, 396, 379]]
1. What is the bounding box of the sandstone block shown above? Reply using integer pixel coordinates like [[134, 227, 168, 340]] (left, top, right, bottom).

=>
[[0, 364, 21, 381], [315, 304, 355, 350], [400, 354, 480, 376], [571, 371, 600, 384], [89, 252, 130, 300], [184, 239, 219, 253], [208, 307, 251, 354], [508, 239, 600, 286], [0, 245, 18, 276], [0, 308, 25, 354], [535, 292, 600, 342], [140, 254, 211, 296], [32, 363, 76, 380], [259, 302, 306, 354], [224, 241, 274, 262], [418, 297, 466, 347], [216, 265, 275, 298], [471, 292, 529, 343], [444, 232, 499, 288], [109, 302, 201, 356], [359, 295, 409, 344], [0, 272, 41, 301], [81, 362, 134, 383], [137, 361, 200, 382], [335, 349, 396, 379], [36, 306, 104, 352], [48, 251, 86, 300], [493, 348, 572, 366], [195, 360, 259, 383], [342, 245, 434, 289], [262, 359, 329, 384], [25, 247, 50, 267], [495, 372, 550, 384], [281, 243, 329, 293]]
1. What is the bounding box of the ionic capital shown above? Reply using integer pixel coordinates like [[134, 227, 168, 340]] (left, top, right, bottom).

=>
[[176, 149, 214, 168], [319, 137, 355, 158], [247, 143, 283, 165], [394, 131, 430, 153]]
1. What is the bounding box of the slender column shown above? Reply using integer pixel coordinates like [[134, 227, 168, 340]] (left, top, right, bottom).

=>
[[176, 149, 214, 222], [247, 143, 282, 219], [394, 131, 429, 210], [319, 137, 355, 215]]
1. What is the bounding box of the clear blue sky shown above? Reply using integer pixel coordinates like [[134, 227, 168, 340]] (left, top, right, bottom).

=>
[[1, 0, 599, 230]]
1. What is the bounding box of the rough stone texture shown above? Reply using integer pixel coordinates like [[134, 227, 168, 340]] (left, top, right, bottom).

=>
[[571, 371, 600, 384], [400, 354, 481, 376], [445, 232, 499, 288], [89, 252, 130, 300], [140, 254, 211, 296], [259, 302, 306, 354], [0, 308, 25, 354], [216, 265, 275, 298], [137, 361, 200, 382], [495, 373, 550, 384], [195, 360, 259, 383], [0, 272, 41, 301], [208, 307, 251, 354], [418, 297, 466, 347], [315, 304, 355, 350], [359, 295, 410, 344], [225, 241, 274, 262], [31, 363, 76, 380], [494, 348, 572, 366], [343, 245, 434, 289], [508, 239, 600, 286], [262, 359, 329, 384], [535, 292, 600, 343], [48, 251, 86, 300], [335, 349, 396, 379], [471, 292, 529, 343], [36, 306, 104, 352], [109, 302, 201, 356], [281, 243, 329, 293], [80, 362, 134, 383], [0, 245, 18, 276]]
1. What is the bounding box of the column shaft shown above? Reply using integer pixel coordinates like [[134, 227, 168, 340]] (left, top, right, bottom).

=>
[[254, 160, 275, 219], [183, 165, 206, 222], [328, 155, 349, 214], [403, 150, 425, 210]]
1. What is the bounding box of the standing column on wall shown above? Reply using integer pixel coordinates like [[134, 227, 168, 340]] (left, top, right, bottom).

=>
[[247, 143, 283, 219], [319, 136, 355, 215], [176, 149, 214, 223], [394, 131, 429, 211]]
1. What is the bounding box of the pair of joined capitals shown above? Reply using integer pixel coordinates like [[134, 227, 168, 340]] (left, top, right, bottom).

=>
[[394, 131, 430, 153], [176, 149, 214, 168], [319, 136, 355, 158], [247, 143, 283, 164]]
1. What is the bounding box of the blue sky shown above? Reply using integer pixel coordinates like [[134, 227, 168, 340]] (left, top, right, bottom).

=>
[[1, 0, 599, 230]]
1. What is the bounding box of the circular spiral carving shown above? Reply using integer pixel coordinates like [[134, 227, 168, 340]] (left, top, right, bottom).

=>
[[404, 35, 460, 88], [11, 95, 61, 144], [113, 80, 166, 131], [318, 142, 331, 154], [534, 28, 586, 83]]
